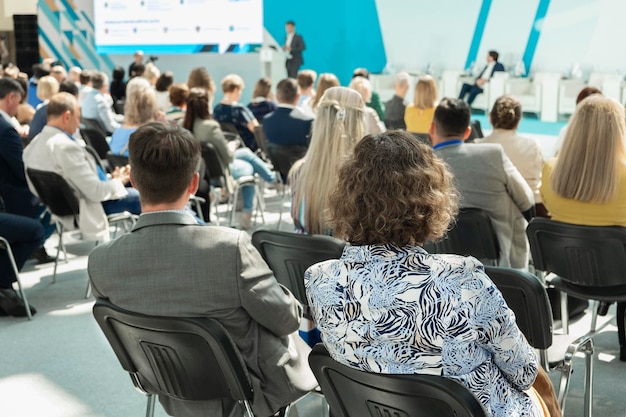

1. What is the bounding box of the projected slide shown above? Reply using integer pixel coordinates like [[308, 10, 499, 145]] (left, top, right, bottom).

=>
[[94, 0, 263, 54]]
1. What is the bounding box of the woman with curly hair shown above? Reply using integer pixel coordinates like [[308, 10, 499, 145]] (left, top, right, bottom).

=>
[[305, 130, 548, 417], [289, 86, 365, 234]]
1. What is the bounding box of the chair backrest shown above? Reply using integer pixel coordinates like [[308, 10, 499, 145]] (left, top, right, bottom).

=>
[[265, 144, 307, 180], [435, 208, 500, 265], [201, 143, 228, 188], [484, 266, 552, 350], [253, 125, 268, 154], [81, 127, 111, 160], [106, 151, 129, 169], [92, 298, 253, 403], [527, 218, 626, 288], [219, 121, 239, 134], [308, 344, 486, 417], [26, 168, 80, 218], [251, 230, 346, 305]]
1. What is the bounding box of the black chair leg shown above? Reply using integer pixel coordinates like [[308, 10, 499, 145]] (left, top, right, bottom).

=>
[[617, 302, 626, 361]]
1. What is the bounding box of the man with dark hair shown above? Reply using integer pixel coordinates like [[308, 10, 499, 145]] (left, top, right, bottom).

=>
[[384, 71, 410, 130], [430, 98, 533, 269], [296, 69, 316, 107], [283, 20, 306, 78], [27, 63, 50, 108], [458, 50, 505, 105], [24, 93, 140, 241], [88, 122, 316, 417], [262, 78, 312, 179], [81, 71, 122, 134], [0, 77, 55, 264]]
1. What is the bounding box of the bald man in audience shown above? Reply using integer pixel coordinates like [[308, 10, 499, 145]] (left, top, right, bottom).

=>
[[430, 98, 534, 268], [88, 122, 317, 417], [81, 71, 122, 134]]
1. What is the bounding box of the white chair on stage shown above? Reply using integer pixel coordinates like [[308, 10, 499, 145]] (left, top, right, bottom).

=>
[[505, 72, 562, 122]]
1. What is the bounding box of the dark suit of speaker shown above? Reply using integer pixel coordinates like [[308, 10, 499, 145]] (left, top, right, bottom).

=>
[[285, 33, 305, 78], [459, 62, 505, 105]]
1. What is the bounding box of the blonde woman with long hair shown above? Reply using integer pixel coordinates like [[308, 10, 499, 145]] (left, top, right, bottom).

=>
[[289, 86, 366, 234], [541, 94, 626, 362], [404, 75, 438, 134]]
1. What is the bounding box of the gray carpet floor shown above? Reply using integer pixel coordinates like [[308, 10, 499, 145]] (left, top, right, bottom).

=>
[[0, 189, 625, 417]]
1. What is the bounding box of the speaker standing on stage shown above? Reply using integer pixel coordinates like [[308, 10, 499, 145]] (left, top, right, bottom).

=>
[[283, 20, 305, 78]]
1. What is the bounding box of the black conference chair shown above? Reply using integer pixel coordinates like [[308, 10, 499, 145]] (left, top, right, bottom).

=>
[[308, 344, 487, 417], [526, 218, 626, 339], [485, 266, 594, 417], [433, 208, 500, 265], [92, 299, 256, 417], [26, 168, 135, 297], [202, 143, 265, 227], [106, 151, 129, 170], [0, 237, 33, 320], [251, 230, 347, 313], [80, 118, 111, 160]]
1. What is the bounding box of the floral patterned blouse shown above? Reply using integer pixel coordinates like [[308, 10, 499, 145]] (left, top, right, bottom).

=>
[[305, 244, 541, 417]]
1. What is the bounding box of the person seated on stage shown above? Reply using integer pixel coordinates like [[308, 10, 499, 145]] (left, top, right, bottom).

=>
[[431, 98, 534, 268], [289, 86, 366, 235], [81, 71, 123, 135], [0, 213, 44, 317], [404, 75, 438, 137], [305, 130, 550, 417], [541, 95, 626, 360], [352, 67, 385, 121], [110, 77, 164, 157], [88, 122, 317, 417], [246, 77, 278, 122], [478, 95, 545, 216], [165, 82, 189, 125], [213, 74, 259, 150], [296, 69, 316, 108], [384, 71, 410, 130], [303, 72, 339, 115], [24, 93, 141, 242], [349, 76, 385, 135], [458, 50, 505, 106], [184, 88, 276, 229]]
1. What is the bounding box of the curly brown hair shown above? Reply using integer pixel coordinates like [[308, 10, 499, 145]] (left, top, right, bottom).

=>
[[328, 130, 459, 246]]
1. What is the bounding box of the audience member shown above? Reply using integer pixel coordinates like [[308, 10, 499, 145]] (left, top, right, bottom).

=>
[[77, 69, 93, 107], [459, 50, 505, 105], [15, 77, 35, 129], [50, 65, 67, 83], [128, 50, 144, 78], [352, 67, 384, 120], [554, 86, 603, 154], [479, 95, 545, 215], [306, 73, 339, 115], [154, 70, 174, 112], [28, 80, 79, 142], [81, 71, 123, 134], [27, 64, 50, 108], [68, 66, 82, 86], [349, 76, 384, 134], [186, 66, 216, 106], [24, 93, 140, 241], [109, 66, 126, 104], [0, 77, 55, 262], [289, 86, 365, 234], [35, 75, 59, 109], [384, 71, 410, 130], [405, 75, 438, 135], [431, 98, 533, 268], [110, 78, 162, 156], [88, 122, 316, 417], [165, 82, 189, 124], [183, 88, 276, 229], [247, 77, 277, 122], [143, 62, 160, 87], [213, 74, 259, 150], [305, 130, 547, 417], [0, 213, 43, 316], [296, 69, 316, 107], [541, 95, 626, 360]]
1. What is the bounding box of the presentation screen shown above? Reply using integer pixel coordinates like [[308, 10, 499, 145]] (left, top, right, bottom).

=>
[[94, 0, 263, 54]]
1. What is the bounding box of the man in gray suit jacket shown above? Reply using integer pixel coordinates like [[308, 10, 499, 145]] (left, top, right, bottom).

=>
[[88, 123, 317, 417], [430, 98, 534, 268]]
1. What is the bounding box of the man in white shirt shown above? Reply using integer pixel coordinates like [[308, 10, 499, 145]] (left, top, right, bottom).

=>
[[458, 50, 505, 105], [80, 71, 122, 134]]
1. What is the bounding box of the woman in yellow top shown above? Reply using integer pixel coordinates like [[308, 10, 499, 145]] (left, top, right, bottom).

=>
[[541, 95, 626, 361], [404, 75, 437, 135]]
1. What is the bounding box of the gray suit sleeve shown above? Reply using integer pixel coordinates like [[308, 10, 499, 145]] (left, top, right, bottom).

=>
[[236, 231, 303, 337], [501, 150, 534, 212]]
